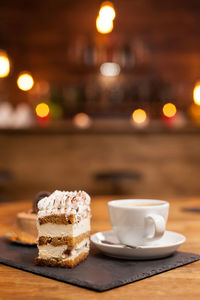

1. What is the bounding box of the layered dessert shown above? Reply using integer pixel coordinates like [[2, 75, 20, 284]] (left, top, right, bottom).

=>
[[10, 191, 50, 244], [35, 190, 91, 268], [15, 211, 37, 244]]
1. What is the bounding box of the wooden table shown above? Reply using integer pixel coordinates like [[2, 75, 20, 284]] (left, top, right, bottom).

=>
[[0, 197, 200, 299]]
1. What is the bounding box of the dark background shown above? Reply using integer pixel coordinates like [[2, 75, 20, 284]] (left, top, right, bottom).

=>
[[0, 0, 200, 201], [0, 0, 200, 114]]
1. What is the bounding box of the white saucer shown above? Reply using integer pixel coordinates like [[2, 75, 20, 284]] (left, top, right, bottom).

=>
[[91, 230, 186, 260]]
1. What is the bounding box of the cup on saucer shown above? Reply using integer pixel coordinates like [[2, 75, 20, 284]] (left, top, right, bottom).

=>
[[108, 199, 169, 247]]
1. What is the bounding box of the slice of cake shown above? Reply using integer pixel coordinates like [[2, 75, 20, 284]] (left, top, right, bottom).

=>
[[35, 190, 91, 268], [15, 212, 37, 244], [10, 191, 50, 245]]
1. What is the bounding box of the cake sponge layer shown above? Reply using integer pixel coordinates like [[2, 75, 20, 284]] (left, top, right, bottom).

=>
[[35, 238, 90, 268], [38, 238, 89, 259], [38, 231, 90, 247], [38, 214, 76, 225], [35, 251, 89, 268]]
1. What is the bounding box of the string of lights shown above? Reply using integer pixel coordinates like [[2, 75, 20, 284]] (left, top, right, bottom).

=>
[[0, 1, 200, 128]]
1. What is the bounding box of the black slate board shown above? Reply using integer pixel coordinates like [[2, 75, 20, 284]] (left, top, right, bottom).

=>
[[0, 238, 199, 292]]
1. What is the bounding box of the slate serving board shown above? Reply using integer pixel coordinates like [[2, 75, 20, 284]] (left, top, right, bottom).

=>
[[0, 238, 199, 292]]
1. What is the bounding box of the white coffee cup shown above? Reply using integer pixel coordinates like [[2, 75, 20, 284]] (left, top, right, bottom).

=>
[[108, 199, 169, 247]]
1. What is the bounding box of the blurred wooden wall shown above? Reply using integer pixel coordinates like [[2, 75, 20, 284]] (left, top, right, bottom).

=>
[[0, 131, 200, 201]]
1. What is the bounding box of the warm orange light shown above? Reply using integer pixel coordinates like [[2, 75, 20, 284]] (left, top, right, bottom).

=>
[[35, 103, 50, 118], [96, 1, 115, 34], [96, 16, 113, 34], [189, 103, 200, 125], [132, 109, 147, 124], [0, 51, 10, 78], [193, 83, 200, 106], [163, 103, 177, 118], [73, 113, 91, 129], [17, 72, 34, 91], [99, 2, 116, 21]]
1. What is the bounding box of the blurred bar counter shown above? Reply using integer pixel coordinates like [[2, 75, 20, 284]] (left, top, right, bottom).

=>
[[0, 119, 200, 134], [0, 120, 200, 202]]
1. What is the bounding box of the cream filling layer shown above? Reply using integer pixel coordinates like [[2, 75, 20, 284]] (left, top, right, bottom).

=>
[[37, 218, 90, 238], [38, 238, 89, 259]]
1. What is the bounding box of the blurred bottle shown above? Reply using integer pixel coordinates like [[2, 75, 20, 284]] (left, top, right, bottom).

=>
[[13, 103, 34, 128], [0, 102, 13, 128]]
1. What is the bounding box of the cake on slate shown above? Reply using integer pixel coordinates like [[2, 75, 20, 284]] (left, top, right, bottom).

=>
[[11, 191, 50, 245], [35, 190, 91, 268], [15, 212, 37, 244]]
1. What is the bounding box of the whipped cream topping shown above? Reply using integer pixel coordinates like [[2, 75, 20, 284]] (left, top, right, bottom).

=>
[[37, 190, 90, 220]]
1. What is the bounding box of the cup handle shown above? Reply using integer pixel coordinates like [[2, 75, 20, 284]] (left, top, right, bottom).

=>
[[145, 214, 165, 240]]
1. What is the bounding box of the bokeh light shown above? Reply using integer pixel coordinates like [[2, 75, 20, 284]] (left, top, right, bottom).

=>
[[189, 103, 200, 125], [100, 62, 120, 77], [96, 16, 113, 34], [73, 113, 91, 129], [49, 102, 63, 120], [99, 2, 116, 21], [193, 83, 200, 106], [17, 72, 34, 91], [35, 103, 50, 118], [35, 81, 50, 95], [96, 1, 115, 34], [162, 103, 177, 118], [132, 109, 147, 124], [0, 51, 10, 78]]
